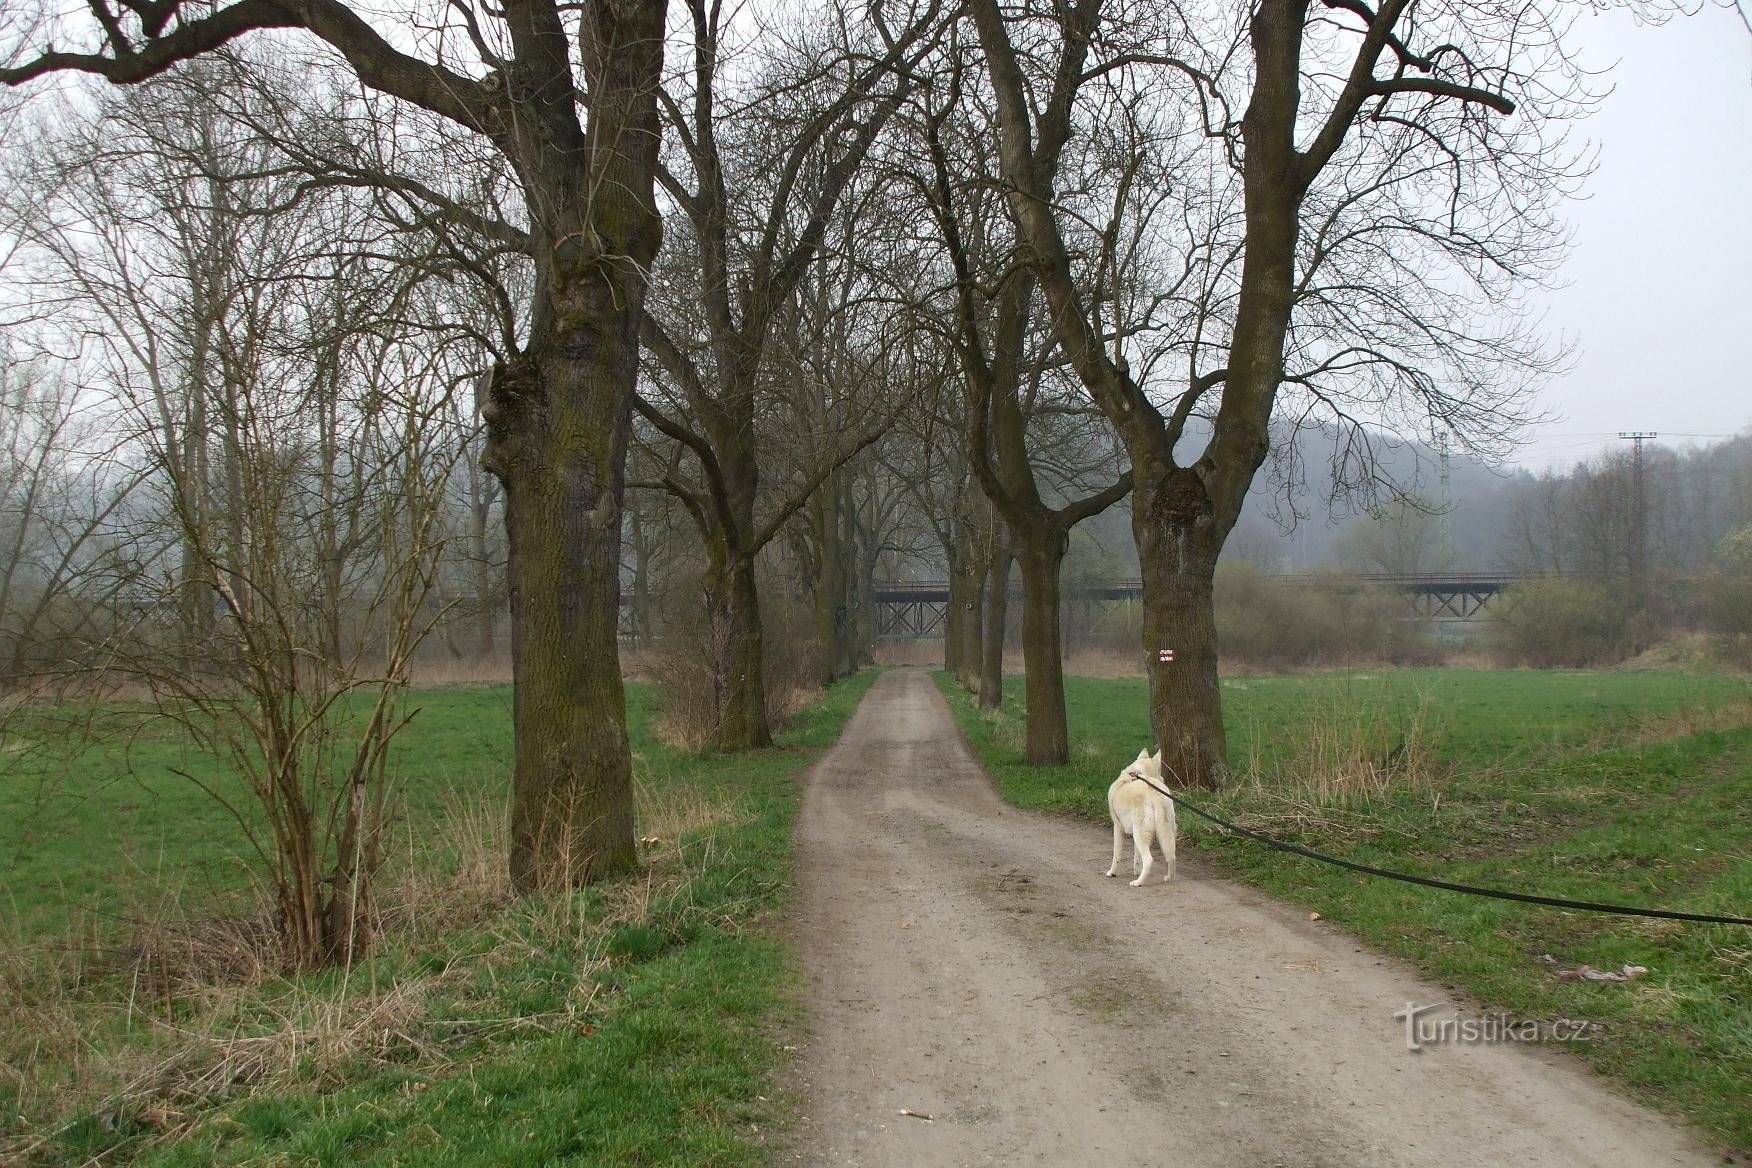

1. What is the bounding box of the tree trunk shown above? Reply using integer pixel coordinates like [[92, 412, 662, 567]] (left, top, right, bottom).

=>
[[1016, 527, 1069, 765], [835, 474, 860, 673], [852, 524, 880, 667], [810, 470, 852, 684], [488, 344, 639, 891], [958, 533, 987, 692], [943, 539, 968, 675], [706, 553, 773, 750], [979, 535, 1011, 709], [485, 0, 664, 892], [1133, 467, 1228, 791], [628, 510, 653, 648]]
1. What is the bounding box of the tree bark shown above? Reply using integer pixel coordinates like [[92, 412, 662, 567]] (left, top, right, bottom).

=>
[[705, 551, 773, 750], [809, 466, 853, 684], [943, 539, 968, 677], [979, 533, 1011, 709], [1015, 527, 1069, 763], [958, 522, 988, 691], [488, 346, 640, 890], [484, 0, 667, 892], [1132, 466, 1231, 790]]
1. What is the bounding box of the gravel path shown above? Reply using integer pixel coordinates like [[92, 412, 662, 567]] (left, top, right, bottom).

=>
[[785, 668, 1716, 1167]]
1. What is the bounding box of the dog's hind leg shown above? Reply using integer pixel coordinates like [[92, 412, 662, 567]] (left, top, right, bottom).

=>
[[1105, 819, 1124, 878], [1130, 825, 1155, 887]]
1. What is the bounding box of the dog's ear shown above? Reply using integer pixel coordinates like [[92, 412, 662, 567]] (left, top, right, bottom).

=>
[[1135, 748, 1151, 763], [1150, 750, 1162, 767]]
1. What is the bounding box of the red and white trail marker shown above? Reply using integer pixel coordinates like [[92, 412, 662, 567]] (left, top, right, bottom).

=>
[[1158, 648, 1176, 663]]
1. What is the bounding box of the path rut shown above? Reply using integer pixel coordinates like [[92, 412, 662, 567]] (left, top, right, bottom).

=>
[[786, 669, 1716, 1167]]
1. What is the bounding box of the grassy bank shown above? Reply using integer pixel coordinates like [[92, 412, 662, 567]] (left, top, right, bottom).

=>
[[938, 668, 1752, 1151], [2, 671, 876, 1166]]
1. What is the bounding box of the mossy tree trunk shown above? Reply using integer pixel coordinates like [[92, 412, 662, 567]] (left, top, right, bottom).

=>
[[479, 0, 668, 890]]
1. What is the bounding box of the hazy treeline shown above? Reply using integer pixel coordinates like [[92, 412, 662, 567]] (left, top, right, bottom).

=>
[[1503, 435, 1752, 580]]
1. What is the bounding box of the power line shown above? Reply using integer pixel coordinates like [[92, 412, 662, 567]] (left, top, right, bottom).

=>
[[1619, 430, 1656, 608]]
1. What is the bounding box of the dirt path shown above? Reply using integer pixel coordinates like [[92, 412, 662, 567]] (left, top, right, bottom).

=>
[[786, 669, 1717, 1167]]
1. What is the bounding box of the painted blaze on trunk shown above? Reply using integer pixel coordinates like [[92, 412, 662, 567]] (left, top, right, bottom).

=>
[[1134, 465, 1230, 792]]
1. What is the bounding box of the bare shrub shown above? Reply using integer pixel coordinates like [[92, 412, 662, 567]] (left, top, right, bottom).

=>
[[648, 640, 722, 752], [648, 579, 824, 750], [1492, 577, 1634, 668], [758, 594, 827, 725], [1701, 527, 1752, 667], [1215, 563, 1444, 668]]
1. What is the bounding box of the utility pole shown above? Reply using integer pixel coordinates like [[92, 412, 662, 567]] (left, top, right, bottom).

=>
[[1619, 431, 1656, 608], [1436, 430, 1456, 573]]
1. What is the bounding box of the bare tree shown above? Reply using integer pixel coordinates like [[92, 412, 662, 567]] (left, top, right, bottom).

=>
[[3, 0, 669, 888], [967, 0, 1579, 786], [8, 70, 489, 964], [911, 49, 1132, 762], [632, 0, 937, 749], [1335, 492, 1439, 576], [0, 354, 137, 685]]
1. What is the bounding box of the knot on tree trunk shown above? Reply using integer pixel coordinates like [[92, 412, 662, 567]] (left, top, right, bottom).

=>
[[479, 354, 544, 484]]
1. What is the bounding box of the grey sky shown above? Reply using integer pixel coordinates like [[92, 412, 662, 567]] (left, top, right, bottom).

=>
[[1518, 5, 1752, 470]]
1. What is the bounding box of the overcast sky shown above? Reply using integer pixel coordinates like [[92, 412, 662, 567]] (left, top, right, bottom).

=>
[[1516, 4, 1752, 470]]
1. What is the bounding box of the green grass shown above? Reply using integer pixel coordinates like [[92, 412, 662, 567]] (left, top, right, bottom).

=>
[[938, 667, 1752, 1152], [2, 671, 876, 1166]]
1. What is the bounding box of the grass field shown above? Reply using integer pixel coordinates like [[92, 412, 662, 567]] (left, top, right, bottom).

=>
[[938, 667, 1752, 1153], [1, 672, 877, 1166]]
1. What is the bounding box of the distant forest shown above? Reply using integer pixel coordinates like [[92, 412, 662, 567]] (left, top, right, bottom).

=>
[[1055, 428, 1752, 583]]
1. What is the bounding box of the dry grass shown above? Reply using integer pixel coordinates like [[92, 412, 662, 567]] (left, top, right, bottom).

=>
[[403, 654, 515, 688], [645, 627, 824, 752], [1235, 689, 1453, 810], [2, 955, 458, 1161], [1062, 647, 1139, 678], [871, 640, 943, 667], [1569, 696, 1752, 755], [0, 771, 744, 1166]]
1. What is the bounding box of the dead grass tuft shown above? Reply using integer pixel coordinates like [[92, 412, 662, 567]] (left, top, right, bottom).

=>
[[871, 641, 943, 667], [1062, 648, 1139, 679], [1236, 689, 1452, 811], [1574, 698, 1752, 754], [635, 767, 745, 848]]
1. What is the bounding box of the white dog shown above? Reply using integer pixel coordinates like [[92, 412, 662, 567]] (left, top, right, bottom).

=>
[[1105, 748, 1177, 886]]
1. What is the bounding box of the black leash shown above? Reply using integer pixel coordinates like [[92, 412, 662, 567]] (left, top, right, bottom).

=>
[[1125, 775, 1752, 927]]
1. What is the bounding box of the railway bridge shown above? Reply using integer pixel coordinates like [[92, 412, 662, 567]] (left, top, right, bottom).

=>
[[871, 572, 1534, 638]]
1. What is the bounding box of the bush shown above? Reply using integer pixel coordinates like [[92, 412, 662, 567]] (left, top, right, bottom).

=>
[[1215, 562, 1442, 668], [1702, 527, 1752, 665], [1492, 577, 1634, 667]]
